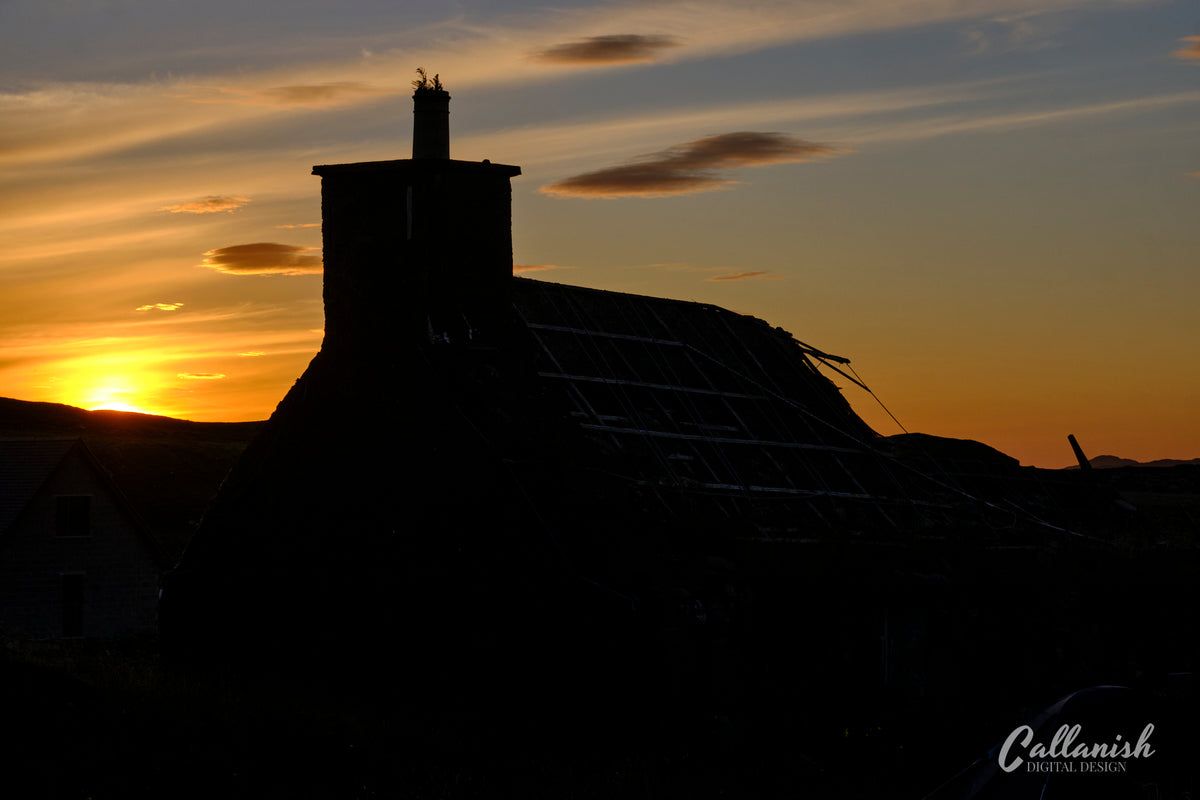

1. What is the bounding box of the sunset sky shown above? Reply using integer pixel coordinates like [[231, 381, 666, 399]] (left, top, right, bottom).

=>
[[2, 0, 1197, 467]]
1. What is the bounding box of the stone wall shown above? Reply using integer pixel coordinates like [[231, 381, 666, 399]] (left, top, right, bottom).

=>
[[316, 159, 519, 357]]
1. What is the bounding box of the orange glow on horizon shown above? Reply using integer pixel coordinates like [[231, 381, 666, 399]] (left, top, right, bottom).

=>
[[76, 377, 162, 417], [89, 400, 152, 414]]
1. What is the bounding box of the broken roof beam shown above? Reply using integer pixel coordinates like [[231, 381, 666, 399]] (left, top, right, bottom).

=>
[[537, 371, 768, 401], [692, 482, 879, 500], [789, 337, 851, 365], [525, 322, 684, 348], [577, 423, 863, 453]]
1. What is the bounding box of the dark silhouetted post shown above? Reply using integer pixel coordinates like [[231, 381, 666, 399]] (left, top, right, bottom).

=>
[[1068, 433, 1092, 471]]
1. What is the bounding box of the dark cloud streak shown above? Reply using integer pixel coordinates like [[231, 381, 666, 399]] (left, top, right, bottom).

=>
[[201, 243, 322, 275], [532, 34, 681, 65], [541, 131, 845, 198]]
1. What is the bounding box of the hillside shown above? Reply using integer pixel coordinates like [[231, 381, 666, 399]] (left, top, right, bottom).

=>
[[1081, 454, 1200, 469], [0, 397, 263, 564]]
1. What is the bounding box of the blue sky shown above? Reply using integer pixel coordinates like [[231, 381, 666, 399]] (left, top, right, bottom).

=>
[[1, 0, 1197, 467]]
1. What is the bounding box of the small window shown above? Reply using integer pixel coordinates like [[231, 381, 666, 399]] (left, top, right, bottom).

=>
[[61, 573, 85, 637], [54, 495, 91, 538]]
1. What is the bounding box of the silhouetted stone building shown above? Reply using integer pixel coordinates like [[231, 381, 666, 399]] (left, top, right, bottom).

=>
[[167, 84, 910, 653], [161, 84, 1196, 755]]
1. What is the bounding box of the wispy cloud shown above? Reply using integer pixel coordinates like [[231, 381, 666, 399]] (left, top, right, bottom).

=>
[[179, 81, 395, 107], [0, 84, 245, 168], [135, 302, 184, 312], [960, 11, 1062, 56], [541, 131, 844, 198], [842, 90, 1200, 145], [513, 0, 1122, 74], [0, 0, 1126, 172], [200, 243, 323, 275], [275, 223, 321, 229], [514, 263, 570, 273], [1172, 36, 1200, 62], [462, 78, 1008, 170], [237, 351, 266, 357], [177, 372, 227, 380], [531, 34, 682, 65], [707, 271, 781, 282], [159, 195, 250, 214]]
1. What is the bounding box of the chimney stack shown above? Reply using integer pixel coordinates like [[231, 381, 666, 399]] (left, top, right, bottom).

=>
[[312, 72, 521, 354], [412, 69, 450, 159]]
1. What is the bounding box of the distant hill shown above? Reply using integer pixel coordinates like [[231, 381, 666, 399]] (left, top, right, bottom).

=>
[[0, 396, 261, 442], [1068, 454, 1200, 469], [0, 397, 263, 564]]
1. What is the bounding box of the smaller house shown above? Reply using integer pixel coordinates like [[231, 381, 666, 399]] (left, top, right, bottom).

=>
[[0, 439, 165, 639]]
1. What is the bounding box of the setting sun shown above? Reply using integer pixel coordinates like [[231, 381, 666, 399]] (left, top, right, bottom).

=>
[[80, 380, 155, 415], [88, 398, 150, 414]]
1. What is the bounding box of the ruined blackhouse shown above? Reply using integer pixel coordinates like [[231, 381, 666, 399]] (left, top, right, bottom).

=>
[[162, 79, 1177, 729]]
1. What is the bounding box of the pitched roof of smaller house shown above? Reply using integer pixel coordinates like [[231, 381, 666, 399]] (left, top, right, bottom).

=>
[[0, 438, 168, 566], [0, 439, 78, 534]]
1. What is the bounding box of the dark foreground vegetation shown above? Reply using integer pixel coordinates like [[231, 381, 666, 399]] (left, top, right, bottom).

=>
[[2, 632, 910, 800], [5, 542, 1197, 800]]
